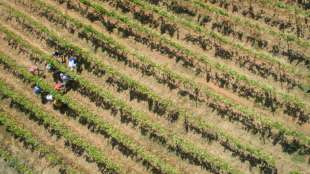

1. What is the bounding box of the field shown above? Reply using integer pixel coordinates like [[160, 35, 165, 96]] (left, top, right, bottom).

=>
[[0, 0, 309, 174]]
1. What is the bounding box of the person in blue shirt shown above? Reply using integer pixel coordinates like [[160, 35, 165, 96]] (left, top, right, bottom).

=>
[[33, 85, 41, 95]]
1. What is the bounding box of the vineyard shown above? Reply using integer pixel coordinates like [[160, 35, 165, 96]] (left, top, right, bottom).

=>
[[0, 0, 309, 173]]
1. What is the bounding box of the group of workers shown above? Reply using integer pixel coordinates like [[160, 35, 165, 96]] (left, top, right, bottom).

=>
[[31, 51, 78, 103]]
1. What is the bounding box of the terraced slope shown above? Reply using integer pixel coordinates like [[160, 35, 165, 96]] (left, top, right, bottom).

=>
[[0, 0, 309, 174]]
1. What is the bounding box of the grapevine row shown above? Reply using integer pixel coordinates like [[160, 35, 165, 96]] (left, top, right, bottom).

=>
[[102, 0, 310, 74], [0, 109, 79, 174], [199, 0, 310, 39], [194, 0, 310, 48], [107, 0, 310, 122], [256, 0, 310, 17], [133, 0, 310, 87], [107, 0, 309, 79], [102, 0, 309, 93], [0, 55, 122, 173], [153, 0, 310, 71], [0, 147, 33, 174], [0, 2, 278, 172], [0, 22, 243, 174], [99, 0, 307, 85], [0, 51, 180, 174], [0, 144, 33, 174], [5, 0, 309, 154], [55, 0, 310, 122]]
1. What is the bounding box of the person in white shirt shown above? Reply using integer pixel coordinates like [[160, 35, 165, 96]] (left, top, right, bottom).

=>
[[45, 94, 53, 102], [60, 73, 70, 85], [68, 57, 77, 71]]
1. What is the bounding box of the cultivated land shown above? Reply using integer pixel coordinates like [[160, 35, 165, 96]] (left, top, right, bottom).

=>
[[0, 0, 309, 174]]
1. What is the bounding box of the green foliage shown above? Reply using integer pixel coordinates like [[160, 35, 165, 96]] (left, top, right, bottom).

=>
[[0, 18, 243, 174], [0, 2, 308, 170], [0, 146, 33, 174], [0, 60, 121, 174], [193, 0, 310, 48], [0, 1, 309, 173], [0, 2, 276, 170], [0, 110, 79, 173]]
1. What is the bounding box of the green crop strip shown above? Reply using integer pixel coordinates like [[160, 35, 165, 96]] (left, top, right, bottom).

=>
[[257, 0, 310, 18], [4, 0, 300, 167], [41, 0, 310, 143], [0, 145, 33, 174], [66, 0, 309, 121], [24, 1, 277, 169], [0, 3, 277, 170], [0, 53, 180, 174], [0, 0, 308, 171], [130, 0, 310, 75], [59, 0, 310, 120], [0, 81, 122, 174], [59, 0, 305, 90], [5, 0, 309, 150], [0, 110, 79, 174], [0, 22, 243, 174], [0, 52, 122, 174], [125, 0, 310, 124], [190, 0, 310, 49]]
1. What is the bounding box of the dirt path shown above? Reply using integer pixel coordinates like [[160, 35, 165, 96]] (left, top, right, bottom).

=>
[[0, 11, 304, 174], [93, 0, 310, 110], [0, 8, 255, 174], [13, 8, 262, 173], [97, 0, 310, 86], [0, 17, 213, 174], [0, 0, 308, 173], [40, 0, 310, 133], [0, 51, 147, 174], [26, 0, 309, 143], [0, 71, 102, 174], [0, 127, 50, 174], [0, 158, 18, 174], [23, 2, 310, 173]]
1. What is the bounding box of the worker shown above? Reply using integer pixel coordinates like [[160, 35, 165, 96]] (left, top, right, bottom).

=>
[[29, 65, 39, 75], [59, 73, 70, 85], [45, 94, 54, 102], [29, 65, 45, 78], [33, 85, 41, 95], [52, 50, 61, 57], [68, 57, 77, 71], [54, 81, 63, 91], [46, 63, 54, 72]]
